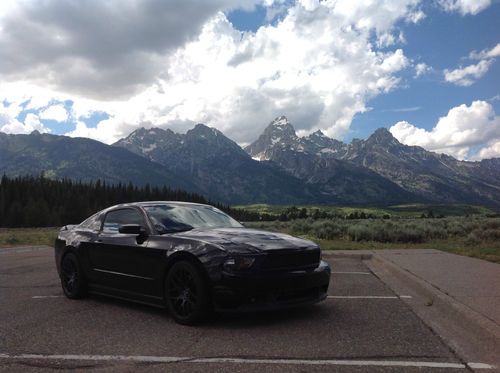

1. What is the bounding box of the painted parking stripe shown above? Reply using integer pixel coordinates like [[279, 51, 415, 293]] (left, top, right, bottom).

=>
[[33, 295, 414, 300], [468, 363, 496, 369], [0, 353, 494, 369], [327, 295, 412, 299], [32, 295, 64, 299], [33, 294, 413, 300], [331, 271, 371, 275], [0, 246, 50, 254]]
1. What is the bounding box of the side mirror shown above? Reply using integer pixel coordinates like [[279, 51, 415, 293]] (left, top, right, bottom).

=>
[[119, 224, 146, 235]]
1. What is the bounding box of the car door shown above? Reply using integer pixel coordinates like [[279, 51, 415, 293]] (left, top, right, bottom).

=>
[[87, 207, 164, 301]]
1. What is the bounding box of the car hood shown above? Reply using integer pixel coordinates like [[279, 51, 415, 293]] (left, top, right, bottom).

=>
[[172, 227, 318, 253]]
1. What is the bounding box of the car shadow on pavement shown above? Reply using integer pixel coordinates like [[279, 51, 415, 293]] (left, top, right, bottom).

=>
[[207, 304, 332, 328], [87, 292, 333, 329]]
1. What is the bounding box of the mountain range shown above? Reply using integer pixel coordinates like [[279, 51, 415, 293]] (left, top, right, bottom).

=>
[[244, 116, 500, 206], [1, 116, 499, 206]]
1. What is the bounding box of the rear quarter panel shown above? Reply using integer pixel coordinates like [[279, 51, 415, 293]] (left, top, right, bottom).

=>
[[54, 226, 96, 277]]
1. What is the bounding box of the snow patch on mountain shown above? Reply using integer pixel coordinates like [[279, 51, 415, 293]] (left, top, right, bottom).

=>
[[143, 143, 157, 152], [271, 116, 289, 127]]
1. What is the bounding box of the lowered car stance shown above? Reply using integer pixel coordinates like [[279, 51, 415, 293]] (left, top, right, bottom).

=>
[[55, 201, 331, 324]]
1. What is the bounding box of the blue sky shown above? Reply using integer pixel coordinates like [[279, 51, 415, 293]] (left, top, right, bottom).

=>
[[0, 0, 499, 160]]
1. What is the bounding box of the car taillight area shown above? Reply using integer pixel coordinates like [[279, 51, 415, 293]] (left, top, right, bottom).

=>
[[260, 247, 320, 272]]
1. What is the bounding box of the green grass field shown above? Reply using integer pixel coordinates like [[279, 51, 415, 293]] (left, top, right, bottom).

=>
[[0, 227, 58, 248]]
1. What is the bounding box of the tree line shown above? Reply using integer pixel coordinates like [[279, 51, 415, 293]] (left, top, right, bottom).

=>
[[0, 175, 256, 228], [275, 206, 384, 221], [1, 175, 444, 228]]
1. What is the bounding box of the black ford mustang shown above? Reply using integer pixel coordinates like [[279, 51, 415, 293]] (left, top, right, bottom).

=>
[[55, 201, 331, 324]]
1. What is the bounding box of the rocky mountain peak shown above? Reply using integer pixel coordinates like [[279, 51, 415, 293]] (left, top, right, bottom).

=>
[[306, 129, 337, 144], [191, 123, 211, 132], [367, 127, 399, 146], [186, 123, 246, 156], [270, 115, 290, 127], [303, 130, 348, 156], [244, 116, 299, 159], [187, 123, 222, 139], [124, 127, 147, 140], [114, 126, 180, 157], [310, 129, 326, 137], [264, 116, 297, 139], [124, 127, 172, 141]]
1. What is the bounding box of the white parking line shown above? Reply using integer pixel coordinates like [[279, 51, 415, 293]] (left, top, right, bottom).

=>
[[33, 294, 414, 301], [331, 271, 371, 275], [468, 363, 496, 369], [0, 352, 494, 369], [32, 294, 414, 300], [327, 295, 412, 299], [32, 295, 64, 299], [0, 246, 50, 254]]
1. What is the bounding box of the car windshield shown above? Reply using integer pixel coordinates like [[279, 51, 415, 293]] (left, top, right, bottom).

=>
[[144, 204, 242, 233]]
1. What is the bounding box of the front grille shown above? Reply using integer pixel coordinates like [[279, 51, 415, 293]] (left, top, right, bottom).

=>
[[260, 248, 320, 272]]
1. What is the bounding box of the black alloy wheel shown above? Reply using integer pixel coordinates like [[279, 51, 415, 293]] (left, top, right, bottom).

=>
[[165, 261, 209, 325], [60, 252, 86, 299]]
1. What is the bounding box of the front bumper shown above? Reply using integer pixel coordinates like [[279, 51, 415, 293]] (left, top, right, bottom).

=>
[[212, 260, 331, 312]]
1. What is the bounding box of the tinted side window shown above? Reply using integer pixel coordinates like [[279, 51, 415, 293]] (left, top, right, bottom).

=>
[[102, 209, 144, 233]]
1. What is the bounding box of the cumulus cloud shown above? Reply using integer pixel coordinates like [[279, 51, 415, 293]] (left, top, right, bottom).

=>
[[377, 31, 406, 48], [469, 43, 500, 60], [108, 1, 414, 143], [39, 104, 69, 122], [415, 62, 431, 77], [0, 110, 50, 135], [0, 0, 258, 100], [0, 82, 73, 134], [0, 92, 52, 134], [444, 60, 492, 86], [390, 100, 500, 160], [444, 42, 499, 86], [474, 141, 500, 160], [1, 0, 419, 144], [65, 120, 109, 141], [406, 9, 426, 23], [437, 0, 492, 15], [264, 5, 285, 21]]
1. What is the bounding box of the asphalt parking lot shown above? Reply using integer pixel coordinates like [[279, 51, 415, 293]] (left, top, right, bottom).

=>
[[0, 246, 495, 372]]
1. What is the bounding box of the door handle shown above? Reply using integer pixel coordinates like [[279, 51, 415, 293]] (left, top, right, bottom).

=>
[[97, 239, 103, 242]]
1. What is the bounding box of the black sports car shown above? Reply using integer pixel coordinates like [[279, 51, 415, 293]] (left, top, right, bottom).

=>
[[55, 201, 331, 324]]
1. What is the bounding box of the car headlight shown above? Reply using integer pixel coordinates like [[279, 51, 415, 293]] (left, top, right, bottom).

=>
[[223, 256, 256, 271]]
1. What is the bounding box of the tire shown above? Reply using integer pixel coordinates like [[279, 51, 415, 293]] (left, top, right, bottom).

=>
[[60, 252, 87, 299], [165, 260, 210, 325]]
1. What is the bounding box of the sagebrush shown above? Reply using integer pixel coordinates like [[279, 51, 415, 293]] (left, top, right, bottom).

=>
[[246, 217, 500, 244]]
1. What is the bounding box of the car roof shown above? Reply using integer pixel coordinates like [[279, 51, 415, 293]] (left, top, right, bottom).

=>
[[104, 201, 211, 212]]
